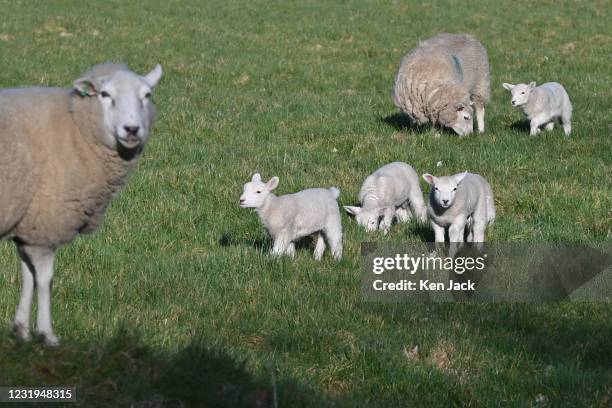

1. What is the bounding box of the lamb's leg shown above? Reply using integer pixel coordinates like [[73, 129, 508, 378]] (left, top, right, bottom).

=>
[[379, 208, 395, 234], [475, 104, 485, 133], [13, 245, 35, 341], [408, 190, 428, 224], [324, 221, 343, 261], [529, 115, 547, 136], [562, 110, 572, 136], [471, 220, 486, 252], [313, 233, 326, 260], [544, 122, 554, 131], [394, 207, 411, 223], [432, 221, 446, 254], [20, 246, 59, 346], [271, 236, 289, 258], [448, 218, 466, 257]]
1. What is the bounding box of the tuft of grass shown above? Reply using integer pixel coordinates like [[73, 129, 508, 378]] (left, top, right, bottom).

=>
[[0, 0, 611, 406]]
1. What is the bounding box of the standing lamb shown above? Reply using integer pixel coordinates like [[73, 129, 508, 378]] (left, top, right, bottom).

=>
[[0, 63, 163, 346], [344, 162, 427, 233], [502, 82, 572, 136], [239, 173, 343, 260], [393, 33, 490, 136], [422, 171, 495, 254]]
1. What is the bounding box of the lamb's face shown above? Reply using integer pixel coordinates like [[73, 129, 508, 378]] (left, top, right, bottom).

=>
[[449, 106, 474, 137], [240, 173, 279, 208], [423, 172, 468, 209], [344, 206, 382, 231], [75, 64, 163, 150], [503, 82, 535, 107]]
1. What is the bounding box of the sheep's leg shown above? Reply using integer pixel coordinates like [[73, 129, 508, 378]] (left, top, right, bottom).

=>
[[561, 111, 572, 136], [324, 221, 343, 261], [471, 220, 486, 252], [285, 242, 296, 258], [379, 208, 395, 234], [19, 246, 59, 346], [432, 222, 446, 254], [313, 233, 326, 261], [475, 104, 485, 133], [13, 245, 35, 341], [544, 122, 554, 131]]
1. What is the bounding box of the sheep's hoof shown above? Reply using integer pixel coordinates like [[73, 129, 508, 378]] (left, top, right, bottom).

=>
[[12, 323, 31, 341], [37, 332, 60, 347]]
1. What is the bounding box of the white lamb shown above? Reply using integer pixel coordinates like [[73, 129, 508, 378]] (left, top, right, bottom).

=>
[[240, 173, 343, 260], [502, 82, 572, 136], [344, 162, 427, 233], [422, 172, 495, 253]]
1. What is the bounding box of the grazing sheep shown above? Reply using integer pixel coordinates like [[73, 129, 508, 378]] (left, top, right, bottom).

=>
[[0, 63, 163, 346], [240, 173, 343, 260], [502, 82, 572, 136], [344, 162, 427, 233], [422, 172, 495, 253], [393, 33, 490, 136]]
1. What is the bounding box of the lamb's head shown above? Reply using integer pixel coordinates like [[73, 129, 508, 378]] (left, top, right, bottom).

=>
[[74, 63, 163, 150], [502, 82, 535, 107], [344, 206, 384, 231], [422, 171, 468, 209], [240, 173, 279, 208]]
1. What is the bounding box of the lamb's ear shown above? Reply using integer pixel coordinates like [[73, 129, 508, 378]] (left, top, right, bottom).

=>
[[502, 83, 514, 91], [144, 64, 163, 88], [252, 173, 261, 182], [453, 171, 468, 185], [74, 77, 98, 96], [344, 206, 361, 216], [528, 81, 536, 89], [422, 173, 436, 185], [266, 177, 279, 191]]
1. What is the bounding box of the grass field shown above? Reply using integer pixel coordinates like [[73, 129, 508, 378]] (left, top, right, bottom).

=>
[[0, 0, 611, 406]]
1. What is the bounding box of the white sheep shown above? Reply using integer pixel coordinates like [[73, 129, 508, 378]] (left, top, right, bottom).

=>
[[240, 173, 343, 260], [393, 33, 490, 136], [0, 63, 163, 346], [502, 82, 572, 136], [344, 162, 427, 233], [422, 172, 495, 253]]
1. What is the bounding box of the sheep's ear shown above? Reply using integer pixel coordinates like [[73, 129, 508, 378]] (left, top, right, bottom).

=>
[[252, 173, 261, 182], [266, 177, 279, 191], [422, 173, 436, 185], [502, 83, 514, 91], [453, 171, 468, 185], [74, 77, 98, 96], [344, 206, 361, 216], [144, 64, 163, 88], [528, 81, 536, 89]]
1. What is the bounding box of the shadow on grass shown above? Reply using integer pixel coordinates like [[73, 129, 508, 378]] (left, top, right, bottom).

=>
[[0, 326, 342, 407], [219, 233, 317, 254], [509, 119, 531, 133]]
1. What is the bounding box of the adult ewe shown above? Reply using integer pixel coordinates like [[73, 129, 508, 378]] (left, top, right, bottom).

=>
[[393, 33, 490, 136], [0, 63, 163, 346]]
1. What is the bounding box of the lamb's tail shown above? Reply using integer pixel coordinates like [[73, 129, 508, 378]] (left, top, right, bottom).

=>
[[329, 187, 340, 200]]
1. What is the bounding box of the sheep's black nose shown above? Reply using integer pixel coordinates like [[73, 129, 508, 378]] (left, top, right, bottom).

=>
[[124, 126, 140, 135], [442, 199, 449, 204]]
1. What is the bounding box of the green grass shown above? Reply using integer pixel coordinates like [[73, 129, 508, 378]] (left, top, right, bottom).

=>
[[0, 0, 611, 406]]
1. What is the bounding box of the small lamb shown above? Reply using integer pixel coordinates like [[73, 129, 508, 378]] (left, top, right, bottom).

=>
[[502, 82, 572, 136], [344, 162, 427, 233], [422, 172, 495, 252], [240, 173, 343, 260]]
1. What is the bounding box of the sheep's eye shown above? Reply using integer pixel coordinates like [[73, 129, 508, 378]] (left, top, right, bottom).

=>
[[100, 91, 111, 98], [144, 92, 151, 99], [464, 115, 470, 120], [434, 187, 439, 191], [521, 92, 525, 95], [256, 190, 261, 194], [453, 187, 457, 191]]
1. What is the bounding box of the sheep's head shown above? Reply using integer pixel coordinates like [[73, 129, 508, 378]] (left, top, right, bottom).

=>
[[422, 171, 468, 209], [240, 173, 279, 208], [74, 63, 163, 150], [502, 82, 535, 107], [344, 206, 384, 231], [433, 84, 474, 136]]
